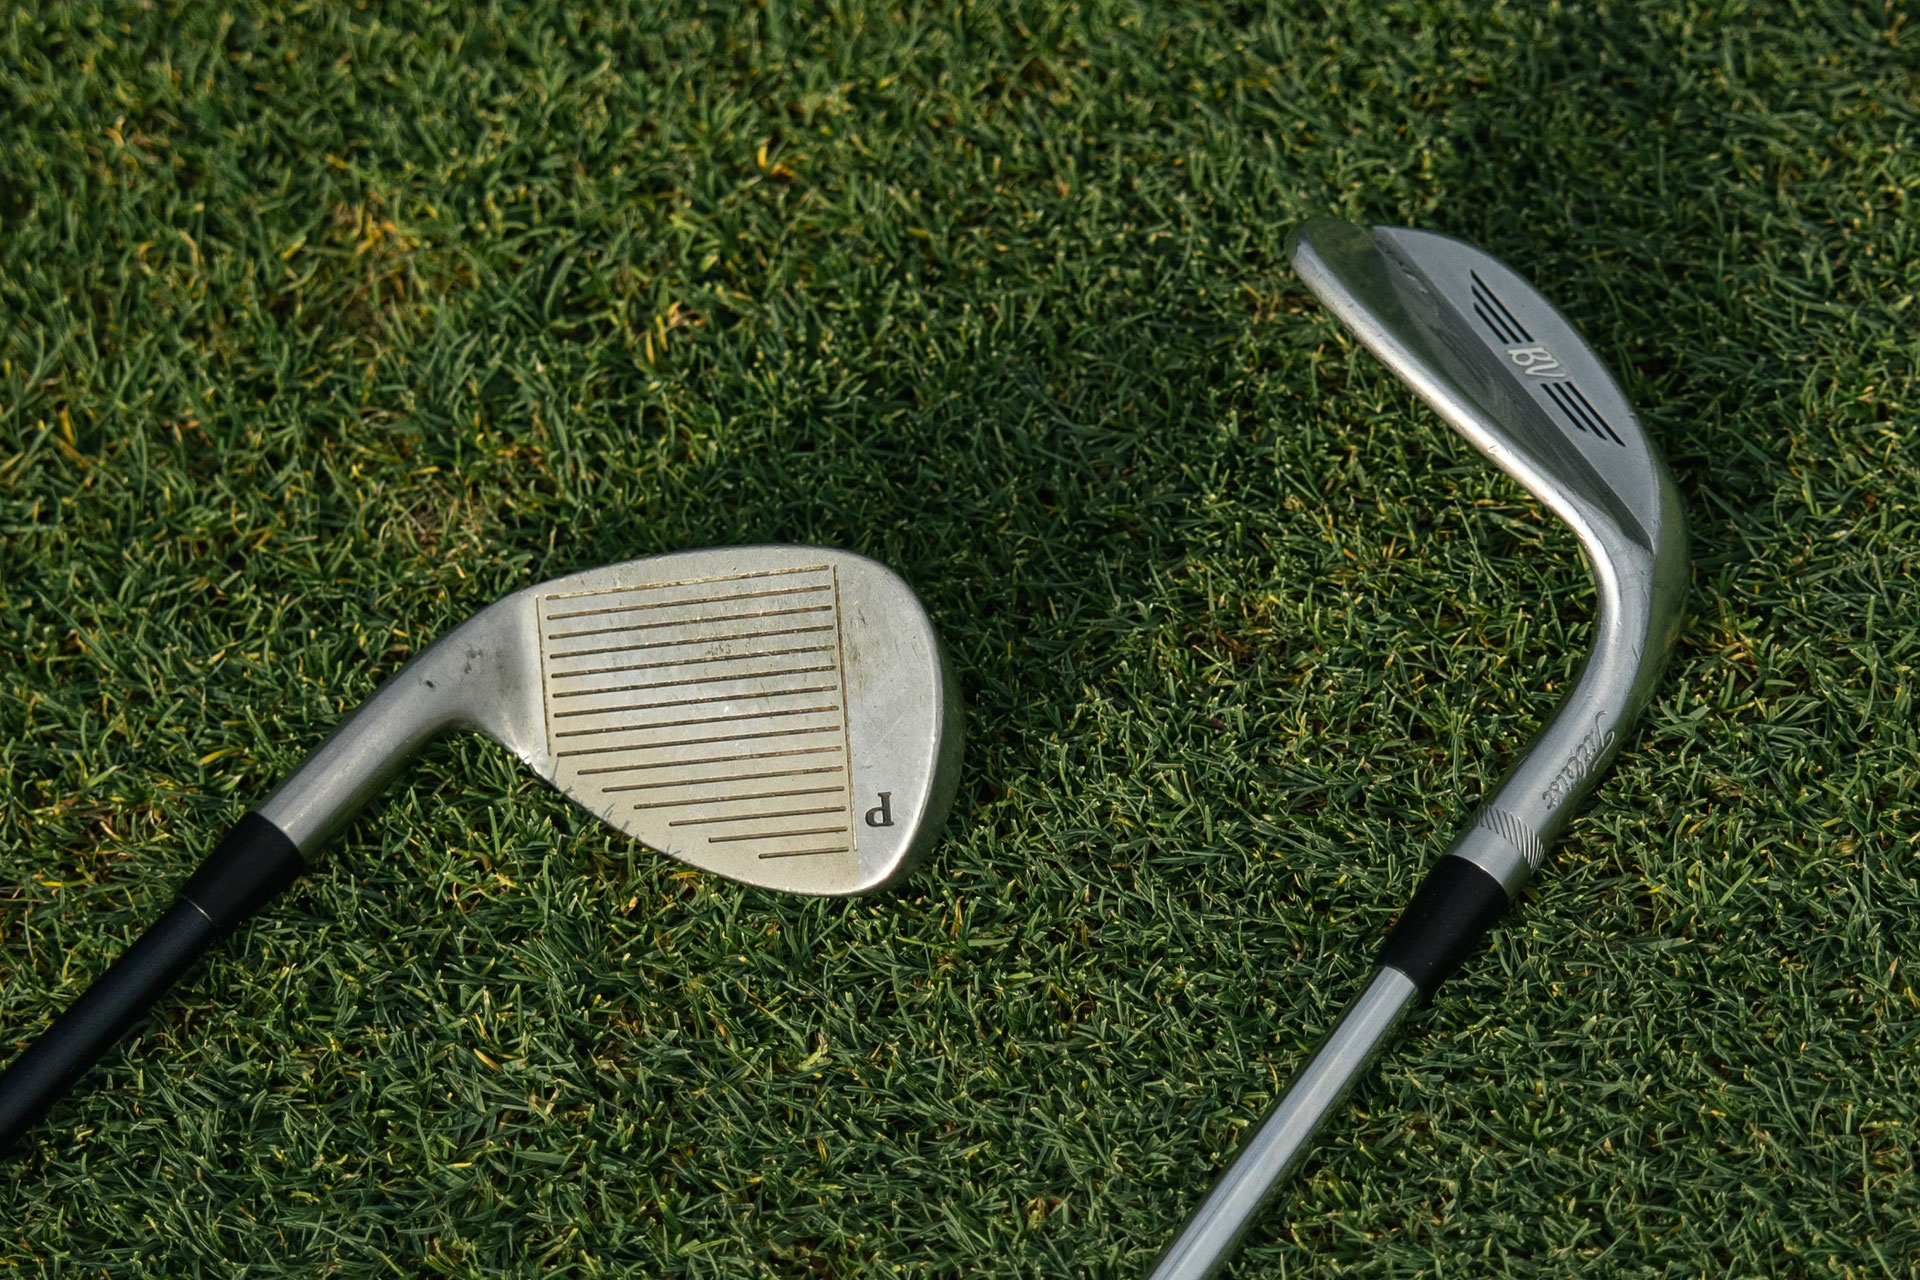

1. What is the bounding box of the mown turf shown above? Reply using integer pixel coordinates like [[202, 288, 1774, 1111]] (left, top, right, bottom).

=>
[[2, 1, 1916, 1275]]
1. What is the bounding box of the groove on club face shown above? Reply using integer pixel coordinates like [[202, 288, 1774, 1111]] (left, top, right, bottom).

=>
[[256, 546, 963, 896], [537, 563, 861, 875], [531, 550, 961, 894], [1287, 219, 1687, 893]]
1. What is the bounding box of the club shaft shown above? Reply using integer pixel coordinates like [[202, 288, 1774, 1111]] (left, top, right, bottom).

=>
[[0, 901, 217, 1152], [0, 814, 304, 1154], [1149, 967, 1420, 1280]]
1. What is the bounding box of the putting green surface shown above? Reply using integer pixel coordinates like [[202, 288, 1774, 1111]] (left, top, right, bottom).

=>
[[3, 2, 1916, 1275]]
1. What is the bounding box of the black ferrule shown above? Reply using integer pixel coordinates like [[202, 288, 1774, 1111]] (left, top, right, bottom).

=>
[[178, 812, 305, 936], [1376, 855, 1511, 999]]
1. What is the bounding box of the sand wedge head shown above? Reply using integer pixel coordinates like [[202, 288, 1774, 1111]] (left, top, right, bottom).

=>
[[257, 546, 964, 896], [1288, 220, 1684, 593], [1287, 220, 1687, 890]]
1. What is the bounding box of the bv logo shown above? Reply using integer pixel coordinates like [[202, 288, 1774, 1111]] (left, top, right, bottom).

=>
[[1507, 345, 1567, 378]]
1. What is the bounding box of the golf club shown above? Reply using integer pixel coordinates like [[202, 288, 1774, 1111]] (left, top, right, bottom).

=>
[[0, 545, 963, 1154], [1149, 220, 1687, 1278]]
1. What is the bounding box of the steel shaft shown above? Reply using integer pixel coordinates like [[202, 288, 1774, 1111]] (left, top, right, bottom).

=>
[[1149, 969, 1420, 1280]]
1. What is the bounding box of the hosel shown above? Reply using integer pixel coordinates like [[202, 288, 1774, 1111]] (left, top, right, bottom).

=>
[[0, 632, 485, 1156]]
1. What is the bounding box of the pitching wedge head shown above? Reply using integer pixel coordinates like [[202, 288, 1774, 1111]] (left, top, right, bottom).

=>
[[259, 546, 963, 897]]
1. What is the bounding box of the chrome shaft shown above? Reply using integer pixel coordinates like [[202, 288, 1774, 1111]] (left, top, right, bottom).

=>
[[1149, 967, 1421, 1280]]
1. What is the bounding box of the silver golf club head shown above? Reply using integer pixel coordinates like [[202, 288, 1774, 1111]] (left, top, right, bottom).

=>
[[1, 545, 962, 1153], [1149, 221, 1687, 1278], [262, 545, 962, 896], [1291, 220, 1688, 892]]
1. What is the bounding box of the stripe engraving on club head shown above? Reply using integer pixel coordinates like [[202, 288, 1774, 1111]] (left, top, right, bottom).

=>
[[536, 565, 859, 870], [1542, 380, 1627, 446], [1471, 271, 1631, 447], [1470, 270, 1534, 344]]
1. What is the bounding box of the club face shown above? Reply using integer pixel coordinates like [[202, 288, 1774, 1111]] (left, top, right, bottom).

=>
[[256, 545, 961, 893], [508, 546, 962, 896], [1287, 219, 1679, 563]]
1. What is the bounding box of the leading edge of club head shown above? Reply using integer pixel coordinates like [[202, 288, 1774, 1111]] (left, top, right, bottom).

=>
[[1288, 220, 1687, 892], [256, 546, 963, 897]]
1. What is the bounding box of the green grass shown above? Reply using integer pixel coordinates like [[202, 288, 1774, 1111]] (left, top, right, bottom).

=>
[[2, 1, 1917, 1274]]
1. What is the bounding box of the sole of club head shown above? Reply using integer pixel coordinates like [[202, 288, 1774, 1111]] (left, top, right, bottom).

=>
[[259, 546, 963, 897]]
